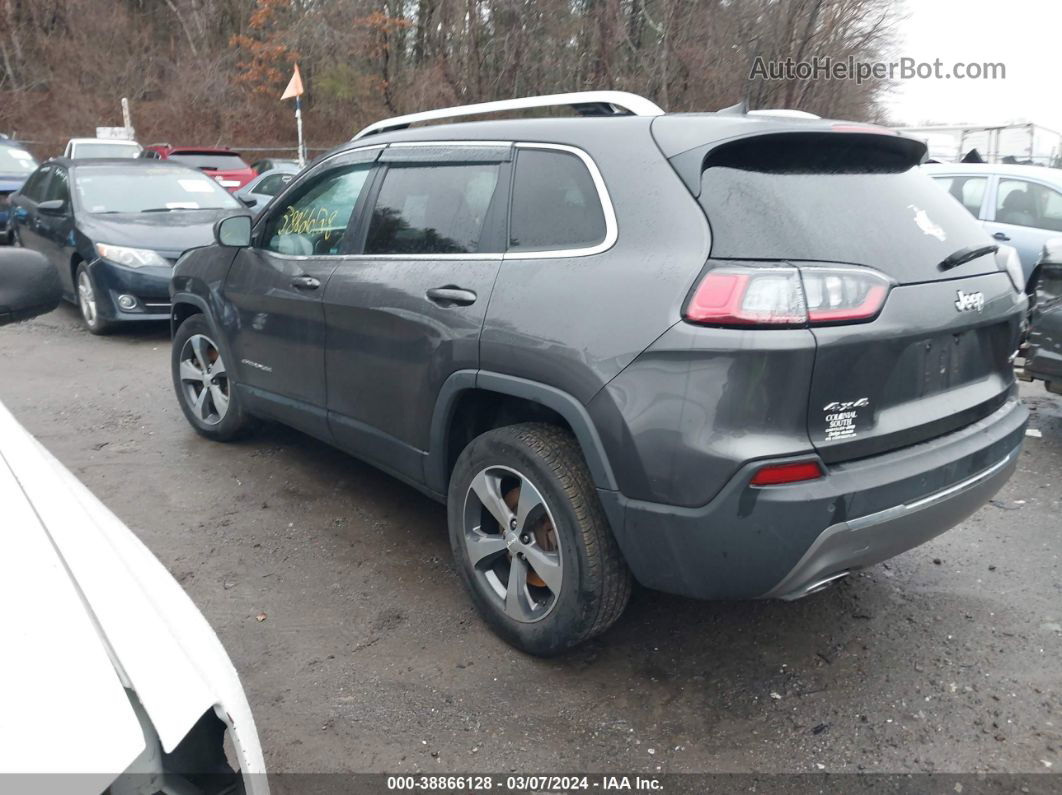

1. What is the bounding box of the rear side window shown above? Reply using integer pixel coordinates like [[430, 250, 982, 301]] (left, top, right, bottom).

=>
[[365, 164, 500, 255], [995, 179, 1062, 231], [931, 175, 987, 217], [509, 149, 606, 252], [20, 167, 50, 201]]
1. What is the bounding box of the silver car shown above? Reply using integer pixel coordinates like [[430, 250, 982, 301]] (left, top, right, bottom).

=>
[[923, 162, 1062, 284], [235, 165, 298, 217]]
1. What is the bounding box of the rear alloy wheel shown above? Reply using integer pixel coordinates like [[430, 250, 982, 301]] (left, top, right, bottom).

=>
[[462, 464, 565, 623], [75, 263, 112, 334], [171, 314, 253, 441], [448, 423, 631, 656]]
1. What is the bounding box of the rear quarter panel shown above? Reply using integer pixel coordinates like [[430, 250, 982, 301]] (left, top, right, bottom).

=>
[[480, 122, 710, 405]]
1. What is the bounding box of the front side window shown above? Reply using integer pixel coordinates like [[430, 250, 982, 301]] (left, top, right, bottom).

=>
[[932, 175, 987, 217], [365, 164, 501, 255], [44, 168, 70, 204], [509, 149, 606, 252], [262, 163, 372, 256], [995, 179, 1062, 231]]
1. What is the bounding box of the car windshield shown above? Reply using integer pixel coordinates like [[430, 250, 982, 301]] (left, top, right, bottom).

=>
[[168, 152, 249, 170], [74, 142, 141, 159], [0, 145, 38, 174], [74, 166, 241, 213]]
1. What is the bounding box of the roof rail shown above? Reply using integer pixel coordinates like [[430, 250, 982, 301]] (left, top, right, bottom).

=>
[[353, 91, 665, 140]]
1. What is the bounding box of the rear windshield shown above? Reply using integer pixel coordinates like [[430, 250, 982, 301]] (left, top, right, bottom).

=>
[[73, 142, 141, 159], [74, 166, 240, 213], [0, 145, 37, 174], [696, 137, 989, 274], [168, 152, 249, 170]]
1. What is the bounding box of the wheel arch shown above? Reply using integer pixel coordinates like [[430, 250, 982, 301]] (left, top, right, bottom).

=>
[[69, 252, 85, 298], [170, 293, 209, 338], [427, 371, 618, 495]]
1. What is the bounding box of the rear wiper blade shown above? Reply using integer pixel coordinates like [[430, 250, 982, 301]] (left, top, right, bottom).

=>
[[140, 207, 175, 213], [937, 244, 997, 272]]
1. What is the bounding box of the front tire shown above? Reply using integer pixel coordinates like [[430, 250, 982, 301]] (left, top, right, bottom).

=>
[[172, 314, 253, 441], [448, 423, 631, 656], [75, 263, 113, 335]]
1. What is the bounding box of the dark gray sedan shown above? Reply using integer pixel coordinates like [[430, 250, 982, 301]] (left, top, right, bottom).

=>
[[9, 158, 241, 334]]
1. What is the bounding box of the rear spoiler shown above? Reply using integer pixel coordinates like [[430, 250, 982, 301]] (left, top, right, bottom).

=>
[[660, 126, 928, 198]]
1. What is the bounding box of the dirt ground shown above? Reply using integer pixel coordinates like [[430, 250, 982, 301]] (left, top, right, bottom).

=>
[[2, 304, 1060, 776]]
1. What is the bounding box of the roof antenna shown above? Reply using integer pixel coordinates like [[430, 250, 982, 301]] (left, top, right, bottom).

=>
[[715, 99, 748, 115]]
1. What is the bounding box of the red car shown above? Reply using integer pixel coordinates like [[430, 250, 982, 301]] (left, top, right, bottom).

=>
[[141, 145, 256, 191]]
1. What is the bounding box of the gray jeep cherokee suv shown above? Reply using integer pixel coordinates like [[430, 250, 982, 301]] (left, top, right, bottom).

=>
[[169, 92, 1028, 656]]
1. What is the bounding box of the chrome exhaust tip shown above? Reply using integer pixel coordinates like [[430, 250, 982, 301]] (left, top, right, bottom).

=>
[[780, 571, 850, 601]]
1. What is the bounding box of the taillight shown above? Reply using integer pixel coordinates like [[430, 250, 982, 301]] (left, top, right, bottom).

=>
[[684, 264, 891, 328], [800, 266, 892, 324], [684, 267, 806, 326], [750, 460, 824, 486]]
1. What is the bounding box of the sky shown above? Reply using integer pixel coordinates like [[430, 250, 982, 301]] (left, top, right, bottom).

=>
[[883, 0, 1057, 131]]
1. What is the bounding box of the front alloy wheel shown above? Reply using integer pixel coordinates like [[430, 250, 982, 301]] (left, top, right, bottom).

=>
[[75, 263, 111, 334], [171, 314, 253, 442], [178, 333, 230, 426]]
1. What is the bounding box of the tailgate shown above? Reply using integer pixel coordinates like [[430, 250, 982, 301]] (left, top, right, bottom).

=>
[[808, 272, 1023, 462]]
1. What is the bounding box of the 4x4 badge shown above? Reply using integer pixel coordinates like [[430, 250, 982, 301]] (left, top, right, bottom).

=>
[[954, 290, 985, 312]]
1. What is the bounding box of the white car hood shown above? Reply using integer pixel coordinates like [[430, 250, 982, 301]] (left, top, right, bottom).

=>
[[0, 401, 267, 792]]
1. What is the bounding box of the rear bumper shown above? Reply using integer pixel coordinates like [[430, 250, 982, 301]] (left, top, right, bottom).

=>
[[761, 446, 1018, 599], [599, 395, 1027, 600]]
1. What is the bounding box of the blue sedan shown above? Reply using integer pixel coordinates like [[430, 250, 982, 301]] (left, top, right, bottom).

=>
[[0, 140, 39, 244]]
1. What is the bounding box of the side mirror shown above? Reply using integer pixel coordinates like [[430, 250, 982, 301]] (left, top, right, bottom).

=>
[[0, 249, 62, 327], [214, 214, 252, 247], [238, 196, 258, 208], [37, 199, 66, 214]]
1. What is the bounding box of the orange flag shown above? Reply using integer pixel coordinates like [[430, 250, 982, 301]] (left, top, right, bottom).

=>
[[281, 64, 304, 100]]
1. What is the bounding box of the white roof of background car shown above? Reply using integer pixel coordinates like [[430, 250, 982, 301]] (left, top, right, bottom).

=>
[[67, 137, 141, 145], [353, 90, 667, 139]]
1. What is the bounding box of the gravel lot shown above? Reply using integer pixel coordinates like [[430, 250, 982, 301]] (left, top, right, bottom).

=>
[[2, 305, 1060, 776]]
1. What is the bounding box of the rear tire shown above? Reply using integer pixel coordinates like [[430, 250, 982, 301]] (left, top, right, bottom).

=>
[[448, 423, 631, 656], [172, 314, 253, 441]]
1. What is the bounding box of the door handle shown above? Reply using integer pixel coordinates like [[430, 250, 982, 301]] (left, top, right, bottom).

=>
[[426, 286, 477, 307], [992, 232, 1011, 241], [291, 275, 320, 290]]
